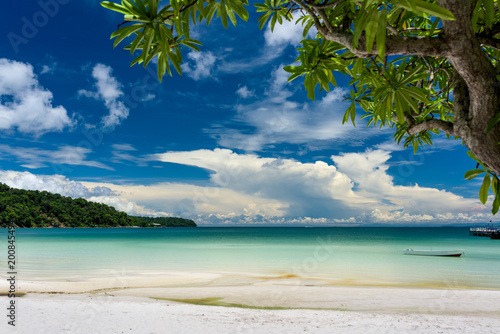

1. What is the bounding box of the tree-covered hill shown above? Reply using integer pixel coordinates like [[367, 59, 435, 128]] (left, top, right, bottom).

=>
[[0, 183, 196, 228], [132, 216, 197, 228]]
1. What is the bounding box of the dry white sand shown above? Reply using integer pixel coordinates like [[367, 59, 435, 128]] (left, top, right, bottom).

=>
[[1, 279, 500, 333]]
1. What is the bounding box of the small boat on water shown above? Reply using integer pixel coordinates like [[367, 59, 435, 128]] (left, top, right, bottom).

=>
[[403, 249, 464, 257]]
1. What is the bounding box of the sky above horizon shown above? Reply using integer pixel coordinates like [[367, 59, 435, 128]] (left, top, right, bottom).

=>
[[0, 0, 495, 226]]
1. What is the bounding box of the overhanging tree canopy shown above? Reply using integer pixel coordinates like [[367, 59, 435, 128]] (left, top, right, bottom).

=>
[[100, 0, 500, 213]]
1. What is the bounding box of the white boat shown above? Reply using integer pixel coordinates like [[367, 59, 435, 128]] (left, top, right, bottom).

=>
[[403, 249, 464, 257]]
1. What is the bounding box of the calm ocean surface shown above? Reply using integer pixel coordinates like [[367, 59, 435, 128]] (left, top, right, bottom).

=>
[[1, 227, 499, 289]]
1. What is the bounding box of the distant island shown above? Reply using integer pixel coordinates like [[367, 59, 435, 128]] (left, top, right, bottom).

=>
[[0, 183, 196, 228]]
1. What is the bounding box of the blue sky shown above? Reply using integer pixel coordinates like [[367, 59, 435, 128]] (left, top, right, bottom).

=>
[[0, 0, 495, 225]]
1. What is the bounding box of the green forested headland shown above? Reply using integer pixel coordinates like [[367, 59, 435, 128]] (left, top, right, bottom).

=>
[[0, 183, 196, 228]]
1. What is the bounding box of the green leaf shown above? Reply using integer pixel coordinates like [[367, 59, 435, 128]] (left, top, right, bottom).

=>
[[364, 10, 378, 53], [182, 39, 202, 52], [135, 0, 147, 15], [352, 8, 369, 49], [492, 193, 500, 215], [148, 0, 158, 17], [100, 1, 130, 15], [288, 72, 303, 82], [471, 0, 483, 31], [130, 53, 143, 66], [376, 8, 387, 57], [124, 14, 150, 23], [112, 24, 143, 48], [464, 168, 486, 180], [129, 29, 145, 54], [157, 54, 165, 82], [405, 0, 455, 21], [227, 6, 237, 26], [479, 173, 491, 204], [467, 151, 486, 169], [121, 0, 142, 16], [350, 101, 356, 126], [492, 175, 499, 195], [484, 0, 494, 28], [343, 101, 356, 125], [486, 112, 500, 134], [142, 29, 155, 66], [206, 2, 219, 26], [467, 151, 480, 163], [170, 48, 183, 75]]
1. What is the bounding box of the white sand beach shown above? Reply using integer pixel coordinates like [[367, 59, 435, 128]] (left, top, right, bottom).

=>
[[2, 276, 500, 333]]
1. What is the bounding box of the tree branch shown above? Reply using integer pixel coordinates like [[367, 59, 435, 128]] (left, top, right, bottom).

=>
[[163, 0, 198, 21], [303, 0, 343, 10], [293, 0, 329, 36], [408, 119, 456, 136], [320, 27, 450, 58], [477, 36, 500, 50], [316, 8, 336, 34]]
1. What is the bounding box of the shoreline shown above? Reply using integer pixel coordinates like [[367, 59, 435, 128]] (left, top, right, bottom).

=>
[[4, 273, 500, 314], [7, 269, 500, 294], [2, 285, 500, 333]]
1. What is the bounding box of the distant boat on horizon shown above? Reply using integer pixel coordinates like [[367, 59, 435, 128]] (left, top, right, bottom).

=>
[[403, 249, 464, 257]]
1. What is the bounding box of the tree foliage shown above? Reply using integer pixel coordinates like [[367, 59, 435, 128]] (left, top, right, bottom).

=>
[[101, 0, 500, 213], [0, 183, 196, 228], [133, 216, 197, 227]]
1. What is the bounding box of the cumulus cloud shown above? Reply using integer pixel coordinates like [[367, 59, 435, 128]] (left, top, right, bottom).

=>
[[0, 170, 163, 217], [181, 51, 217, 80], [191, 211, 493, 226], [331, 149, 483, 215], [0, 144, 113, 170], [0, 149, 487, 226], [79, 63, 129, 128], [0, 58, 73, 135], [149, 148, 486, 223], [80, 181, 286, 220], [152, 149, 370, 218], [0, 170, 113, 198]]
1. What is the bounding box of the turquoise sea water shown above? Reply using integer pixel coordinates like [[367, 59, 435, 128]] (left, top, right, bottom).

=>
[[1, 227, 499, 289]]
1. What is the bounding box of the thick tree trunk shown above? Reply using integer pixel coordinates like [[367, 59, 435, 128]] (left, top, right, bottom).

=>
[[439, 0, 500, 175]]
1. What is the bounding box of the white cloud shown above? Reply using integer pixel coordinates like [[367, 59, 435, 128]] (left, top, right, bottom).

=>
[[181, 51, 216, 80], [0, 170, 112, 199], [264, 16, 314, 48], [112, 143, 136, 151], [150, 149, 359, 218], [0, 147, 489, 226], [218, 17, 317, 74], [0, 170, 163, 217], [79, 63, 129, 129], [141, 93, 155, 102], [1, 148, 487, 226], [236, 86, 255, 99], [209, 67, 382, 151], [331, 149, 483, 215], [80, 181, 286, 219], [40, 64, 55, 75], [111, 143, 147, 166], [148, 148, 486, 223], [0, 58, 73, 135], [0, 144, 113, 170]]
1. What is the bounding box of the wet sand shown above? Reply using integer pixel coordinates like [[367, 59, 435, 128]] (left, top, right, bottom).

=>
[[1, 273, 500, 333]]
